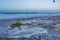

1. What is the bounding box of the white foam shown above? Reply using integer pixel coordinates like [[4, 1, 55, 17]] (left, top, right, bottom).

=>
[[8, 27, 48, 38]]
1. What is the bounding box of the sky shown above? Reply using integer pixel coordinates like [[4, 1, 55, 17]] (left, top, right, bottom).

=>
[[0, 0, 60, 11]]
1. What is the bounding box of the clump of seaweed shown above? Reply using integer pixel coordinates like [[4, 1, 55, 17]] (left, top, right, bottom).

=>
[[10, 22, 33, 29], [41, 24, 56, 30], [53, 20, 60, 24], [10, 22, 23, 28]]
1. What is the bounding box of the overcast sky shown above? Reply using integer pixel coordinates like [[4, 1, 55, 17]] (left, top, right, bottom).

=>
[[0, 0, 60, 10]]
